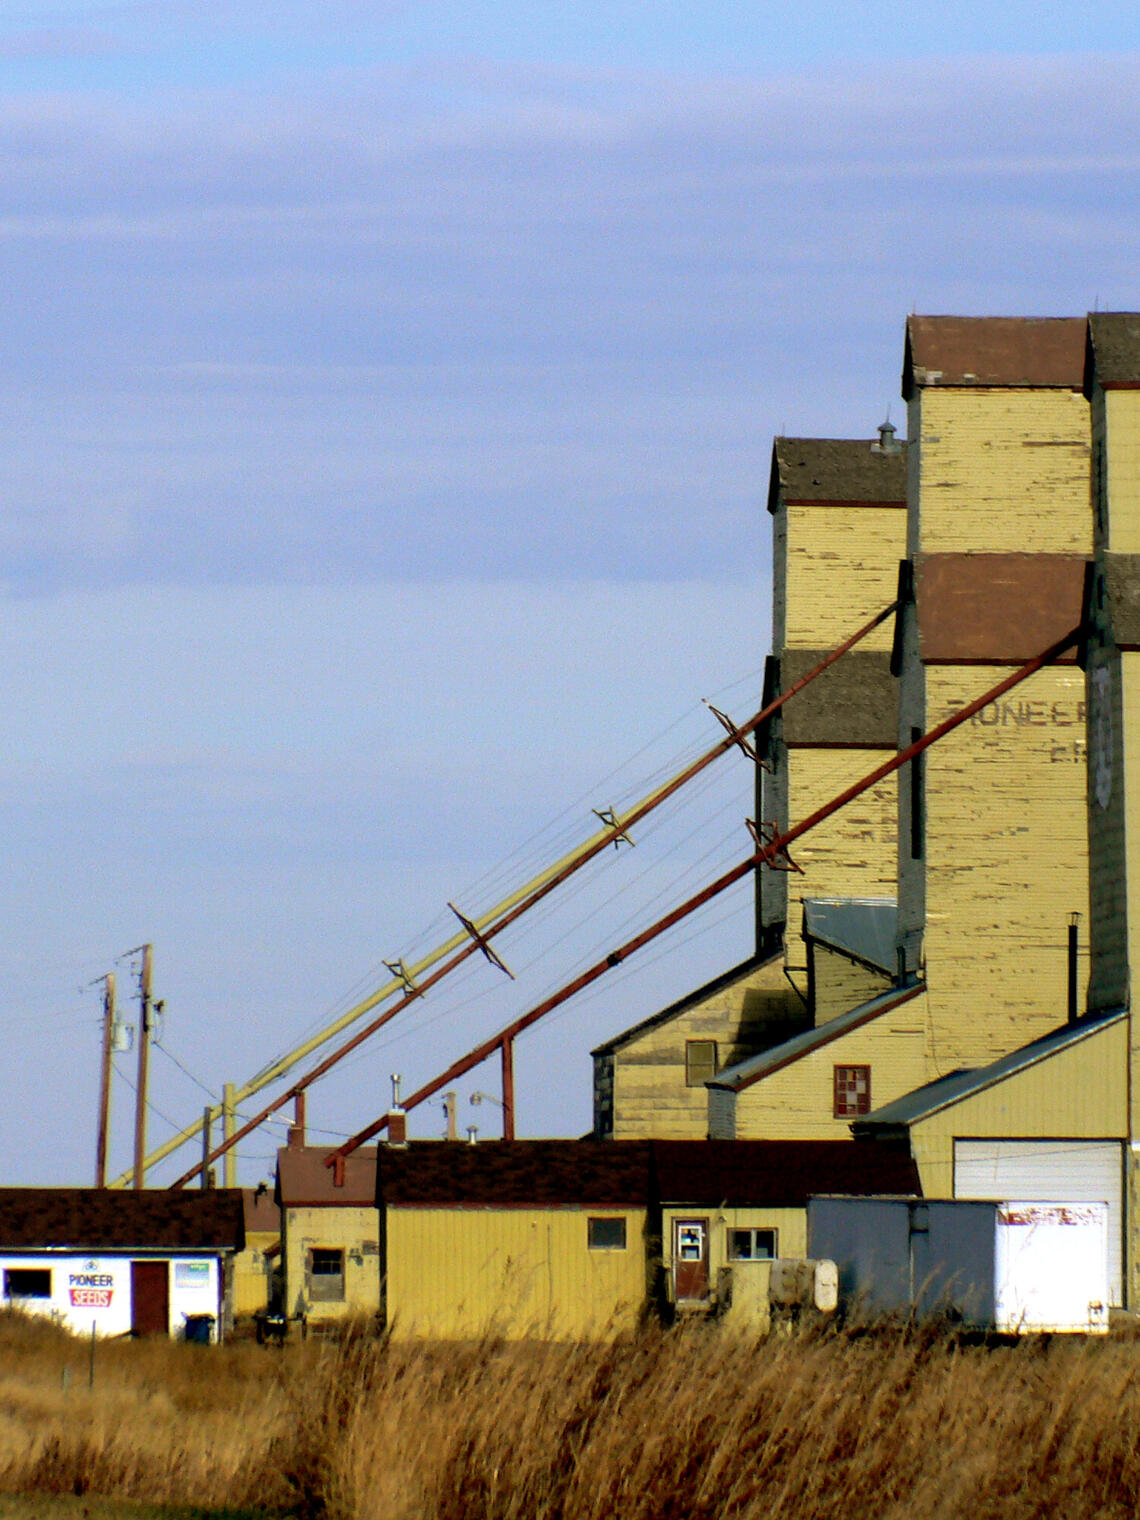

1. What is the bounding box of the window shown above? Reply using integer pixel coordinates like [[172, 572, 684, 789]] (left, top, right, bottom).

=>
[[685, 1039, 718, 1088], [834, 1065, 871, 1118], [588, 1217, 627, 1251], [728, 1229, 777, 1261], [308, 1247, 345, 1302], [4, 1268, 51, 1299]]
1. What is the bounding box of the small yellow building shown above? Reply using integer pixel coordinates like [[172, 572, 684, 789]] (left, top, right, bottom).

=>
[[378, 1140, 652, 1340], [230, 1184, 281, 1322], [275, 1143, 380, 1331]]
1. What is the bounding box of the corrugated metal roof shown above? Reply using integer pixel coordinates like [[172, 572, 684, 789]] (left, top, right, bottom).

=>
[[767, 438, 907, 514], [378, 1140, 652, 1207], [590, 951, 781, 1057], [652, 1140, 920, 1205], [0, 1188, 245, 1251], [903, 315, 1085, 398], [276, 1145, 378, 1206], [708, 981, 924, 1094], [852, 1010, 1127, 1132], [1085, 312, 1140, 393], [802, 898, 897, 974]]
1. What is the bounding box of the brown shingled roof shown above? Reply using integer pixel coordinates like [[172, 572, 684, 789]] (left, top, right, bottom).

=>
[[653, 1140, 920, 1206], [375, 1139, 921, 1210], [767, 438, 907, 514], [0, 1188, 245, 1251], [1085, 313, 1140, 394], [378, 1140, 652, 1208], [276, 1146, 377, 1206], [903, 315, 1085, 398]]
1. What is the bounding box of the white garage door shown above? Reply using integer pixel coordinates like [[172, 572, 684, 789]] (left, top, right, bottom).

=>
[[954, 1140, 1124, 1306]]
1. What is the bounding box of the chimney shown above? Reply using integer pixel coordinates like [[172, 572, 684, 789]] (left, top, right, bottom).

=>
[[386, 1072, 408, 1148], [872, 417, 901, 454], [287, 1125, 305, 1149]]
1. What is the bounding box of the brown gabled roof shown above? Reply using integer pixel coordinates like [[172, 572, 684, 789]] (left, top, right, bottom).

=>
[[0, 1188, 245, 1252], [1085, 313, 1140, 394], [242, 1184, 280, 1235], [653, 1140, 920, 1206], [378, 1140, 652, 1208], [276, 1146, 377, 1207], [767, 438, 907, 514], [903, 316, 1086, 398]]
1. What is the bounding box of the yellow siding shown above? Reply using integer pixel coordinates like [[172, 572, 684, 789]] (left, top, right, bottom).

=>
[[384, 1207, 648, 1340], [1121, 659, 1140, 1136], [812, 944, 890, 1025], [1105, 389, 1140, 552], [232, 1229, 278, 1317], [731, 999, 927, 1139], [283, 1204, 381, 1323], [919, 665, 1089, 1073], [783, 750, 898, 957], [661, 1206, 806, 1281], [907, 1017, 1128, 1199], [784, 505, 906, 650], [914, 389, 1091, 554], [611, 959, 803, 1139]]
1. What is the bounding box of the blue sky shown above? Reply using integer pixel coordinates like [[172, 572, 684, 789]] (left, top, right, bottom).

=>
[[3, 4, 1139, 1183]]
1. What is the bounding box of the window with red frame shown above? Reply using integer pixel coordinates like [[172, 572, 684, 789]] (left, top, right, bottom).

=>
[[833, 1064, 871, 1118]]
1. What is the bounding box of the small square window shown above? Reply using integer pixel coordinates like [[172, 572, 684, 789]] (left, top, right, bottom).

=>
[[308, 1248, 345, 1302], [685, 1040, 718, 1088], [728, 1229, 777, 1261], [4, 1268, 51, 1299], [588, 1217, 627, 1251], [834, 1065, 871, 1119]]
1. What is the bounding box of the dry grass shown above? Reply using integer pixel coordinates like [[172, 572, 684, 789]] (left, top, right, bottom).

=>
[[1, 1310, 1139, 1519]]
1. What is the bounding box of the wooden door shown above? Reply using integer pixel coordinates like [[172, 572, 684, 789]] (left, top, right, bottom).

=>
[[130, 1260, 169, 1337], [673, 1218, 709, 1301]]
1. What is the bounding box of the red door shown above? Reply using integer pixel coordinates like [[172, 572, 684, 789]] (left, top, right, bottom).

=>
[[673, 1218, 709, 1301], [131, 1260, 169, 1337]]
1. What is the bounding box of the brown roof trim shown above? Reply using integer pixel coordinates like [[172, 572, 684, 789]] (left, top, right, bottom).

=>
[[903, 316, 1086, 399]]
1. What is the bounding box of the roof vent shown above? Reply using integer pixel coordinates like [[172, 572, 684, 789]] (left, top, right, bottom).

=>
[[872, 417, 901, 454], [467, 1126, 478, 1146]]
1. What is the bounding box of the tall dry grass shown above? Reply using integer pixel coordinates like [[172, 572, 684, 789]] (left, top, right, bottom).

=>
[[1, 1310, 1139, 1518]]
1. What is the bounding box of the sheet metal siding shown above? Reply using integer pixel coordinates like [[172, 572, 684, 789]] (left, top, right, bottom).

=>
[[731, 1001, 926, 1139], [911, 1201, 996, 1325], [1105, 390, 1140, 553], [611, 958, 798, 1139], [953, 1140, 1124, 1306], [913, 389, 1091, 555], [808, 1198, 913, 1317], [785, 505, 905, 651], [283, 1203, 381, 1322], [1124, 660, 1140, 1135], [812, 945, 890, 1025], [759, 743, 790, 934], [918, 664, 1089, 1073], [1086, 642, 1129, 1014], [384, 1207, 648, 1340], [0, 1252, 223, 1340], [707, 1086, 736, 1140]]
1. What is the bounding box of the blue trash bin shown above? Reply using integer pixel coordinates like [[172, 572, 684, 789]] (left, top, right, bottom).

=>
[[183, 1313, 215, 1344]]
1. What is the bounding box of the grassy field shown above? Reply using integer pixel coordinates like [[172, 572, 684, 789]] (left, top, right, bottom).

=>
[[1, 1311, 1139, 1519]]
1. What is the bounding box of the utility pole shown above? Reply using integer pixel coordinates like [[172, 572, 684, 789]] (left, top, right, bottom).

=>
[[94, 974, 116, 1188], [132, 945, 153, 1191], [223, 1082, 237, 1188]]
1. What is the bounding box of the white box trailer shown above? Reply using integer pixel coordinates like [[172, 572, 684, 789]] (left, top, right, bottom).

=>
[[808, 1197, 1109, 1333]]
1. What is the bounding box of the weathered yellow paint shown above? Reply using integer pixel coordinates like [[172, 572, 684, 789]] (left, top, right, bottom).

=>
[[282, 1203, 381, 1324], [812, 943, 890, 1025], [384, 1207, 649, 1340], [661, 1206, 806, 1281], [1118, 658, 1140, 1140], [906, 1015, 1128, 1199], [784, 505, 906, 651], [231, 1229, 278, 1318], [609, 959, 803, 1139], [918, 665, 1089, 1074], [782, 750, 898, 956], [731, 999, 927, 1139], [1104, 390, 1140, 552], [913, 389, 1091, 554]]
